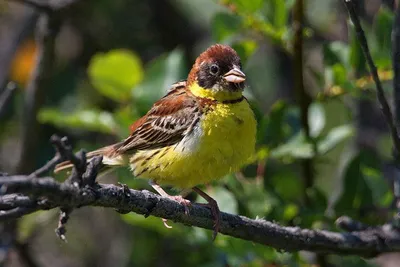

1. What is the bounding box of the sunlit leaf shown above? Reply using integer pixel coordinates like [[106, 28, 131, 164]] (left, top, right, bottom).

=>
[[318, 124, 354, 155], [38, 108, 117, 134], [88, 49, 144, 102], [324, 41, 350, 67], [283, 203, 299, 221], [270, 132, 313, 159], [229, 0, 263, 13], [271, 0, 287, 28], [308, 103, 325, 138]]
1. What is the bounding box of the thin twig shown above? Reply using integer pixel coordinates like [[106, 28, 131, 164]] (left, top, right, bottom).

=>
[[7, 0, 53, 13], [0, 82, 17, 119], [0, 207, 38, 221], [392, 0, 400, 227], [28, 135, 74, 178], [16, 14, 61, 174], [343, 0, 400, 158], [55, 208, 71, 241], [293, 0, 314, 205]]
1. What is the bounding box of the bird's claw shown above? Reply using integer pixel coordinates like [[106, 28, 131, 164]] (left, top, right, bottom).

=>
[[169, 195, 191, 215], [162, 218, 173, 229]]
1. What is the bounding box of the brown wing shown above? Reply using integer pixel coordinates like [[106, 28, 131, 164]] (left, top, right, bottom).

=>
[[111, 84, 200, 155], [54, 82, 199, 173]]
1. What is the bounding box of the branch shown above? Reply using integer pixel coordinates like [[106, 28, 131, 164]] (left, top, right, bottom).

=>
[[293, 0, 314, 206], [7, 0, 80, 13], [15, 8, 61, 174], [391, 0, 400, 228], [393, 3, 400, 139], [7, 0, 53, 13], [0, 82, 17, 120], [0, 174, 400, 257], [343, 0, 400, 158]]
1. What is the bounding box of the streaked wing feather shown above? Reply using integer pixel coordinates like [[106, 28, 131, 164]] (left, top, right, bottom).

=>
[[115, 86, 199, 154]]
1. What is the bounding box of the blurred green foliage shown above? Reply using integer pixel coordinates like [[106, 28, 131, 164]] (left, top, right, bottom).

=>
[[6, 0, 398, 266]]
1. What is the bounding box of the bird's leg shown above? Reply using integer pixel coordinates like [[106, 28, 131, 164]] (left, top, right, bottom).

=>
[[149, 180, 191, 215], [192, 186, 220, 240]]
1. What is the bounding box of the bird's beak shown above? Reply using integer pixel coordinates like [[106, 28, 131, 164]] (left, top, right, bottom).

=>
[[223, 67, 246, 83]]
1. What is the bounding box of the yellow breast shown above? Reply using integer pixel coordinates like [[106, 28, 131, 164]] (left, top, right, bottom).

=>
[[130, 100, 256, 188]]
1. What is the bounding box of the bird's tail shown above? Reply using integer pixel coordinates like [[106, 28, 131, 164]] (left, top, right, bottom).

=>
[[54, 143, 126, 174]]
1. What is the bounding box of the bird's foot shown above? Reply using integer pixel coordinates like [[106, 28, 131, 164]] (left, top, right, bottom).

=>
[[160, 196, 191, 229], [167, 195, 191, 215], [198, 200, 220, 240], [192, 187, 221, 240]]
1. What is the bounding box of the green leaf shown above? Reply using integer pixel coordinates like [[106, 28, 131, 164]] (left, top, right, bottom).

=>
[[359, 150, 392, 207], [38, 108, 117, 134], [231, 40, 258, 64], [257, 100, 288, 147], [349, 24, 367, 73], [373, 7, 393, 56], [212, 12, 242, 42], [132, 48, 186, 114], [88, 49, 144, 102], [306, 187, 328, 213], [270, 132, 313, 159], [121, 213, 183, 235], [231, 0, 263, 13], [308, 103, 325, 138], [334, 151, 375, 214], [283, 203, 299, 221], [324, 41, 350, 67], [271, 0, 287, 28], [270, 168, 303, 201], [318, 124, 354, 155]]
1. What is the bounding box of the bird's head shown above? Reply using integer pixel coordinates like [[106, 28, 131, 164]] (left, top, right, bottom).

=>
[[187, 44, 246, 102]]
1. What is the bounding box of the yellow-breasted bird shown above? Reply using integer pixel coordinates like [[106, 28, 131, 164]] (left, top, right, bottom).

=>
[[55, 44, 257, 238]]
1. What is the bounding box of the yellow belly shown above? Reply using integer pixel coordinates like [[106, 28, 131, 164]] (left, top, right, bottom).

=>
[[130, 100, 257, 188]]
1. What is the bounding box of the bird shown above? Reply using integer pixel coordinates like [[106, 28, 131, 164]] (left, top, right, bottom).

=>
[[55, 44, 257, 238]]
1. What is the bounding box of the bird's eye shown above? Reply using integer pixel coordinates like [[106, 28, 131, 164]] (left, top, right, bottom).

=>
[[210, 64, 219, 75]]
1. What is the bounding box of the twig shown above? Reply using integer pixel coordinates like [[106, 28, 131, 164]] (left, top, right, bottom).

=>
[[7, 0, 53, 13], [7, 0, 80, 12], [392, 0, 400, 227], [55, 208, 71, 241], [16, 13, 61, 174], [0, 207, 37, 221], [0, 194, 34, 210], [0, 82, 17, 119], [0, 174, 400, 257], [343, 0, 400, 158], [29, 135, 82, 178], [293, 0, 314, 205], [336, 216, 370, 232]]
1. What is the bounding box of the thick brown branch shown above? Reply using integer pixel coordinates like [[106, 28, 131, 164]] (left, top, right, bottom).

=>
[[0, 175, 400, 257]]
